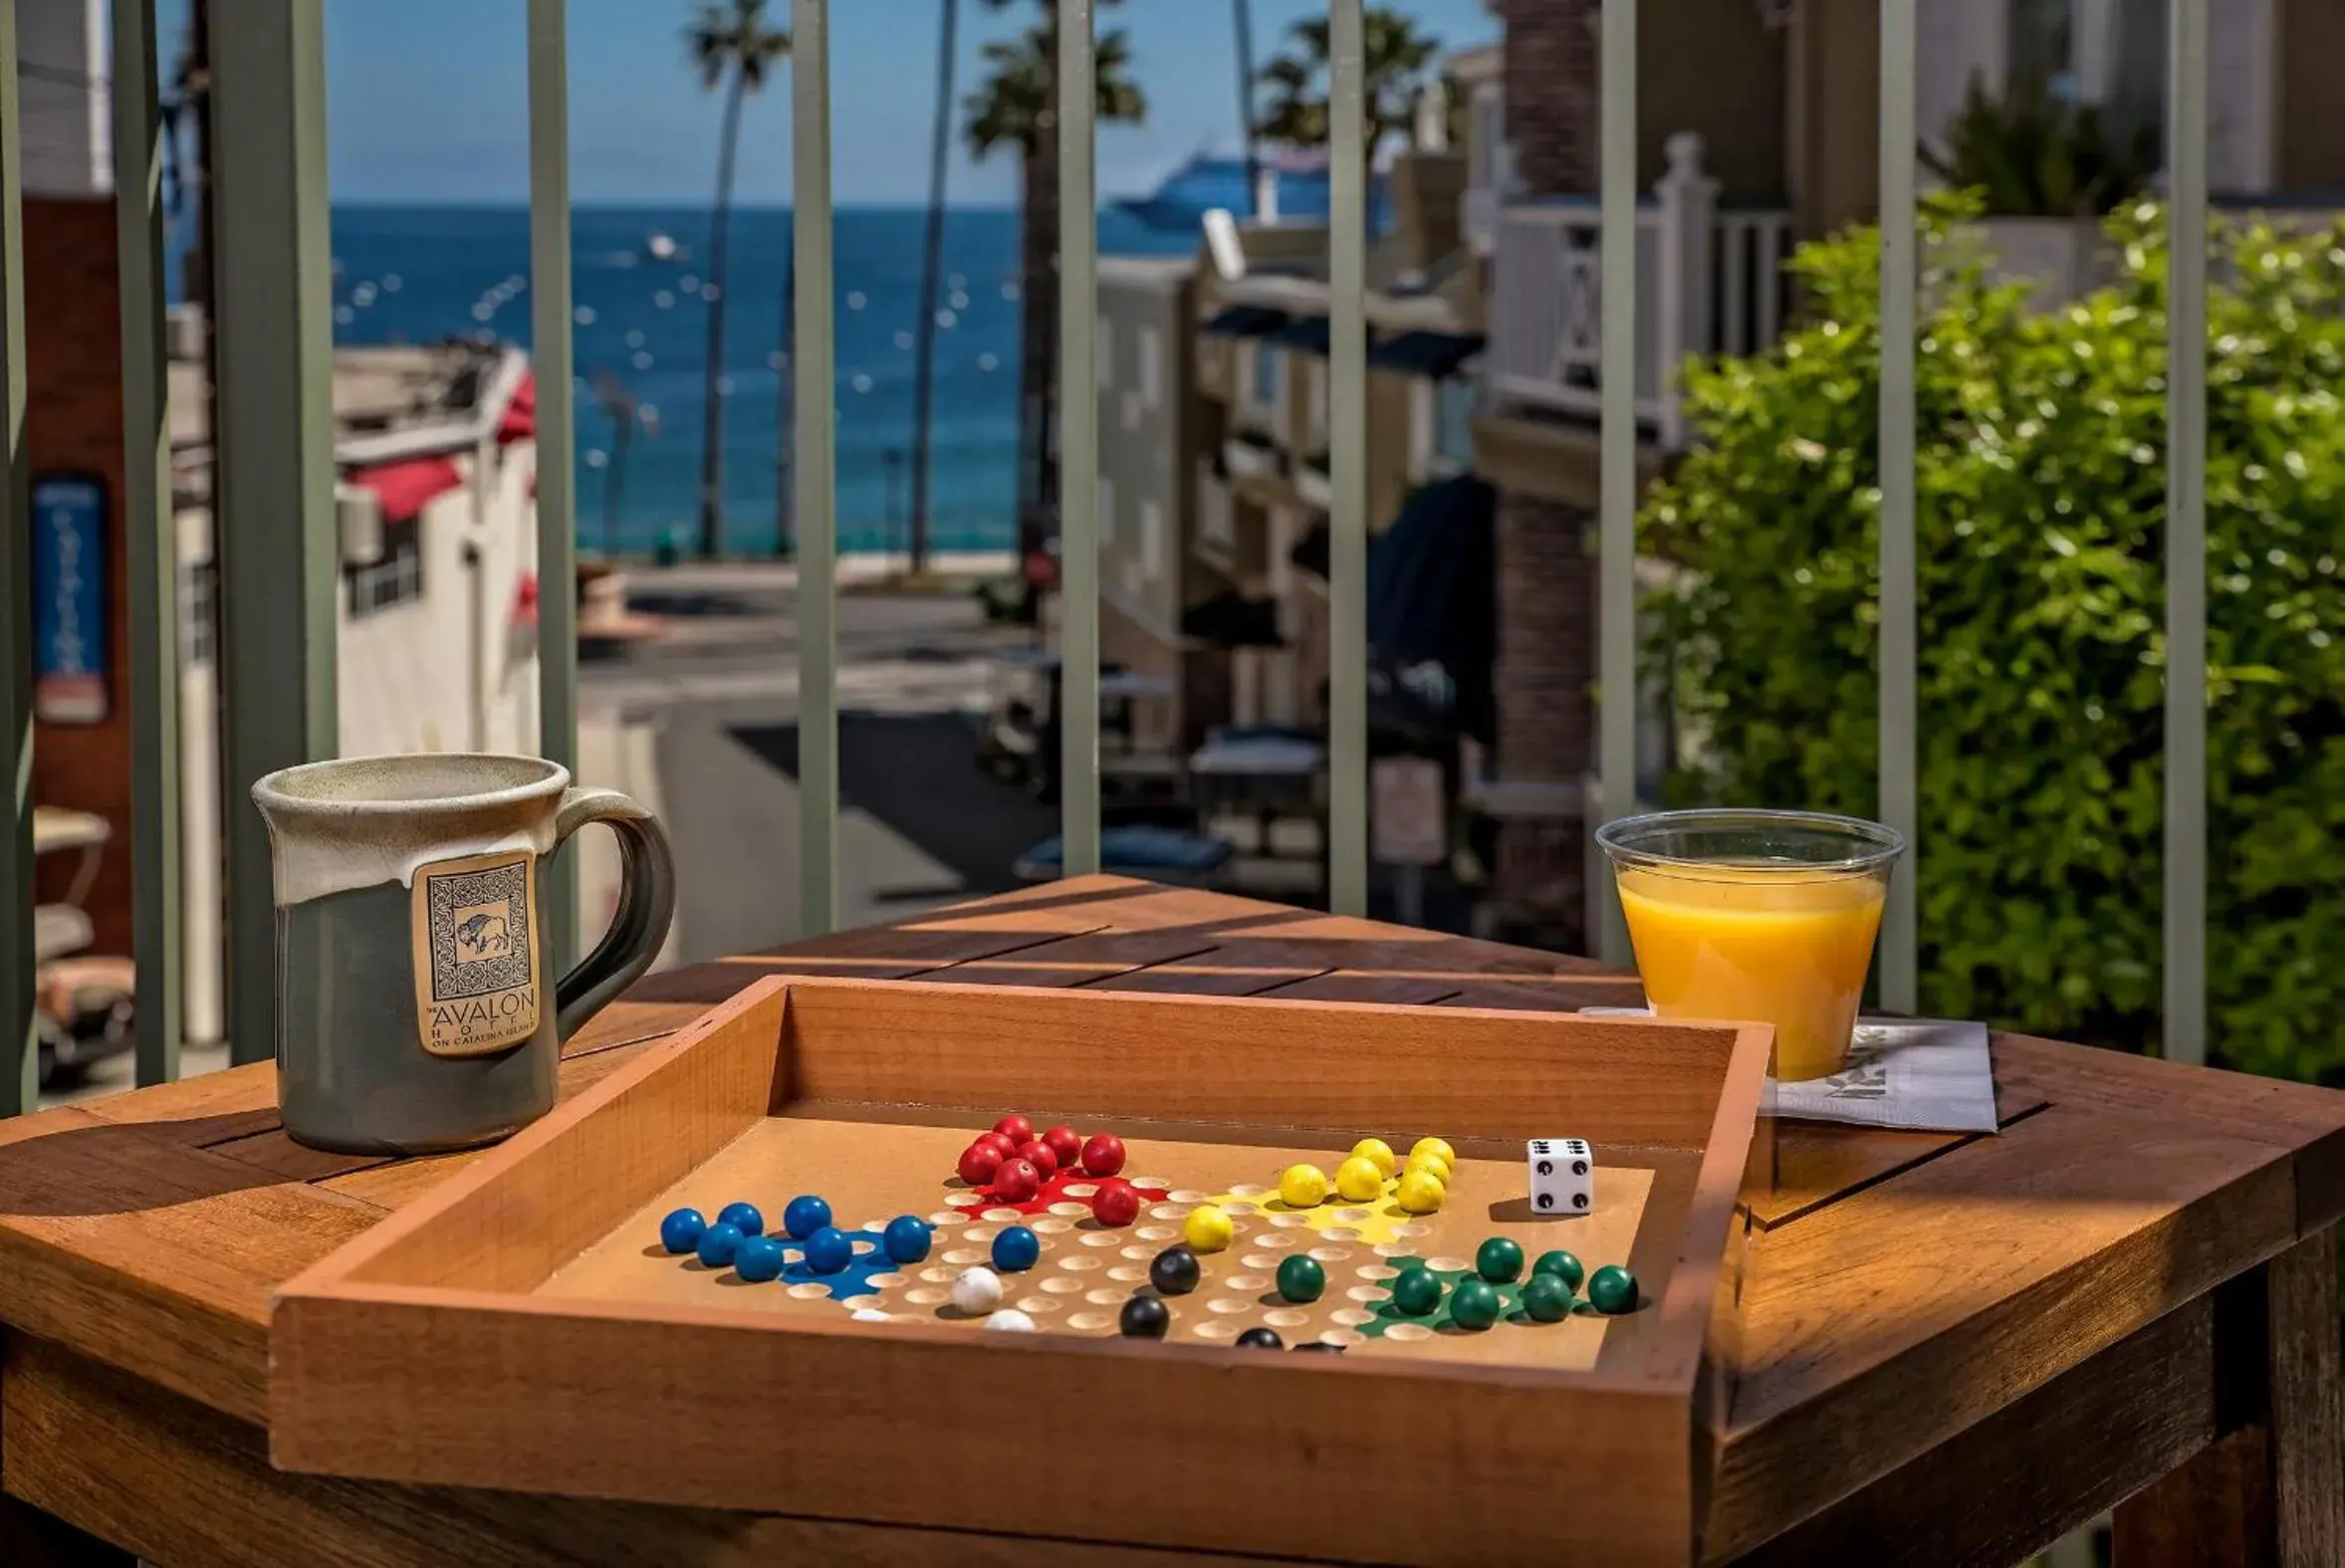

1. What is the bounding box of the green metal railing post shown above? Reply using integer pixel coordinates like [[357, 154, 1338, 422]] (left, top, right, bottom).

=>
[[1876, 0, 1919, 1013], [114, 0, 183, 1087], [530, 0, 579, 973], [0, 1, 35, 1116], [1326, 0, 1367, 918], [1057, 0, 1100, 878], [2164, 0, 2209, 1065], [1594, 0, 1637, 967], [210, 0, 338, 1066], [794, 0, 839, 934]]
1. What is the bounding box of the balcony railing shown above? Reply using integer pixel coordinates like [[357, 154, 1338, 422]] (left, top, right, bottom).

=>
[[0, 0, 2221, 1116], [1488, 133, 1791, 450]]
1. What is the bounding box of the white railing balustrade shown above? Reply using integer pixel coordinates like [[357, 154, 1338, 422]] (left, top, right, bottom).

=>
[[1489, 133, 1791, 450]]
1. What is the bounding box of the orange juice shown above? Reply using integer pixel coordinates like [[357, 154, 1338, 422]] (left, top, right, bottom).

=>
[[1616, 864, 1886, 1079]]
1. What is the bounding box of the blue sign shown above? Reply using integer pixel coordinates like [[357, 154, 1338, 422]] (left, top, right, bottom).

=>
[[31, 474, 109, 724]]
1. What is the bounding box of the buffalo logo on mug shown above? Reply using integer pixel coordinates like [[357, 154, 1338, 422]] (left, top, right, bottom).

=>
[[412, 850, 541, 1057]]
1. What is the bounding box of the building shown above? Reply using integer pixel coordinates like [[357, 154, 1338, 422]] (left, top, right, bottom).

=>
[[12, 0, 561, 1055], [1461, 0, 2345, 947], [1092, 255, 1208, 758], [1183, 151, 1485, 748]]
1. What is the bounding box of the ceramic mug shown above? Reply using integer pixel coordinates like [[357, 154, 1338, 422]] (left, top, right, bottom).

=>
[[251, 753, 676, 1154]]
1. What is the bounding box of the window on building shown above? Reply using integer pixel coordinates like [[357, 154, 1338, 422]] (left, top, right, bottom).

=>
[[345, 515, 425, 620], [1250, 344, 1280, 418], [178, 557, 216, 667], [2008, 0, 2165, 142], [1139, 499, 1163, 579], [1138, 326, 1163, 411], [1434, 377, 1477, 473]]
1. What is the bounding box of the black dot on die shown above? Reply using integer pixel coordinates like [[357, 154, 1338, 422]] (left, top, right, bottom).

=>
[[1535, 1159, 1553, 1176], [1571, 1160, 1588, 1177], [1572, 1194, 1589, 1210], [1536, 1193, 1555, 1211]]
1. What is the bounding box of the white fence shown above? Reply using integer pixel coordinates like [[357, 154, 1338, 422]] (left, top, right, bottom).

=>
[[1488, 133, 1791, 450]]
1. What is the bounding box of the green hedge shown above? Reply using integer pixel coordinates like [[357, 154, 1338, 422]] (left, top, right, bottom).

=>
[[1642, 197, 2345, 1078]]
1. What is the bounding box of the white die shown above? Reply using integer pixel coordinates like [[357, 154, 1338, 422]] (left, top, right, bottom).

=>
[[1527, 1138, 1594, 1217]]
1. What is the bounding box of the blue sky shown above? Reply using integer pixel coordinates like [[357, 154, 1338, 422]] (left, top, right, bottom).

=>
[[158, 1, 1497, 208]]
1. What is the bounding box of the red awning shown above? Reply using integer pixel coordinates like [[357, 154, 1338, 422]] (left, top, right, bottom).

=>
[[497, 371, 537, 443], [352, 456, 464, 524]]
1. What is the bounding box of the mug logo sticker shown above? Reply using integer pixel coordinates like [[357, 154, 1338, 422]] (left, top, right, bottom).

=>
[[411, 850, 540, 1057]]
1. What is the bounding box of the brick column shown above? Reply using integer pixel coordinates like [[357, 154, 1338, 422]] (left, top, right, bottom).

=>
[[1501, 0, 1599, 197], [1488, 493, 1594, 949], [1483, 0, 1602, 950]]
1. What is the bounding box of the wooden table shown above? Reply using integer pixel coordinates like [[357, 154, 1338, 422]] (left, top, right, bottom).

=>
[[2, 875, 2340, 1566]]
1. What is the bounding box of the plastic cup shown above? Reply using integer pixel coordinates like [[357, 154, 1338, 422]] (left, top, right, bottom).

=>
[[1594, 809, 1906, 1080]]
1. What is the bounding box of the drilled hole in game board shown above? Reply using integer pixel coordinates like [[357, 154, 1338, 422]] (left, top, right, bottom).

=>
[[928, 1211, 961, 1226], [1041, 1276, 1083, 1294], [1324, 1228, 1361, 1241], [982, 1208, 1023, 1223], [1068, 1312, 1114, 1330], [1166, 1190, 1209, 1205], [1016, 1297, 1058, 1314], [960, 1228, 992, 1242], [1334, 1207, 1372, 1222], [1330, 1308, 1375, 1326], [1426, 1255, 1469, 1272], [1149, 1205, 1187, 1221], [943, 1248, 985, 1265], [905, 1287, 948, 1305], [1345, 1285, 1384, 1303], [1252, 1232, 1294, 1248], [1308, 1246, 1354, 1262], [1136, 1225, 1177, 1241], [1079, 1232, 1120, 1248], [946, 1194, 980, 1209], [1048, 1203, 1088, 1218], [1206, 1298, 1250, 1315], [1126, 1176, 1170, 1190], [1193, 1320, 1238, 1340], [841, 1295, 882, 1311], [1241, 1253, 1281, 1269], [1086, 1287, 1125, 1305], [1229, 1184, 1269, 1199], [1319, 1328, 1365, 1347], [1263, 1309, 1308, 1328], [1107, 1265, 1147, 1282], [1030, 1219, 1071, 1233], [1357, 1264, 1397, 1280], [787, 1284, 829, 1301], [1225, 1204, 1260, 1218], [919, 1266, 955, 1283], [1063, 1183, 1098, 1199], [1384, 1322, 1433, 1342], [1269, 1215, 1309, 1230], [1226, 1274, 1268, 1291], [1121, 1245, 1154, 1260], [1395, 1223, 1430, 1238], [1055, 1255, 1101, 1272]]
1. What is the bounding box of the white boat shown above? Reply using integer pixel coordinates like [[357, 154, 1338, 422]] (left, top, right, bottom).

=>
[[644, 231, 681, 263]]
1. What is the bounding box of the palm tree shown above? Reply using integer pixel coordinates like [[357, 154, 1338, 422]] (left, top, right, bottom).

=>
[[685, 0, 790, 560], [906, 0, 961, 575], [965, 1, 1145, 563], [1254, 7, 1440, 174]]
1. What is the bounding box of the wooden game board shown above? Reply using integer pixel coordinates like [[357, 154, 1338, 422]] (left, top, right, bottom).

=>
[[270, 975, 1771, 1566], [547, 1115, 1680, 1369]]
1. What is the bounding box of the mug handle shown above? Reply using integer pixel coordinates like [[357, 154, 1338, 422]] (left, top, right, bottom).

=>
[[551, 786, 678, 1040]]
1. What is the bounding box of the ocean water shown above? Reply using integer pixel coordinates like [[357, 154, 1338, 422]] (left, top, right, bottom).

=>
[[323, 205, 1196, 557]]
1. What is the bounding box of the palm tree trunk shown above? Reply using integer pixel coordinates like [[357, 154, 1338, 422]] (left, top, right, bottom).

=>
[[908, 0, 959, 575], [775, 237, 795, 559], [1233, 0, 1261, 218], [1018, 131, 1059, 560], [697, 69, 750, 560]]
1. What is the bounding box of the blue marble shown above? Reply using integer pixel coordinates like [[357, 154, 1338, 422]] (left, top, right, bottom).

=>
[[803, 1225, 853, 1274], [695, 1221, 745, 1269], [734, 1234, 788, 1282], [716, 1201, 765, 1237], [882, 1214, 933, 1263], [658, 1208, 707, 1255], [991, 1225, 1041, 1272], [783, 1194, 832, 1240]]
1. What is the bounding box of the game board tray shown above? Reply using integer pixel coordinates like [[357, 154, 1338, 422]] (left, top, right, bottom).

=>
[[271, 977, 1773, 1565]]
